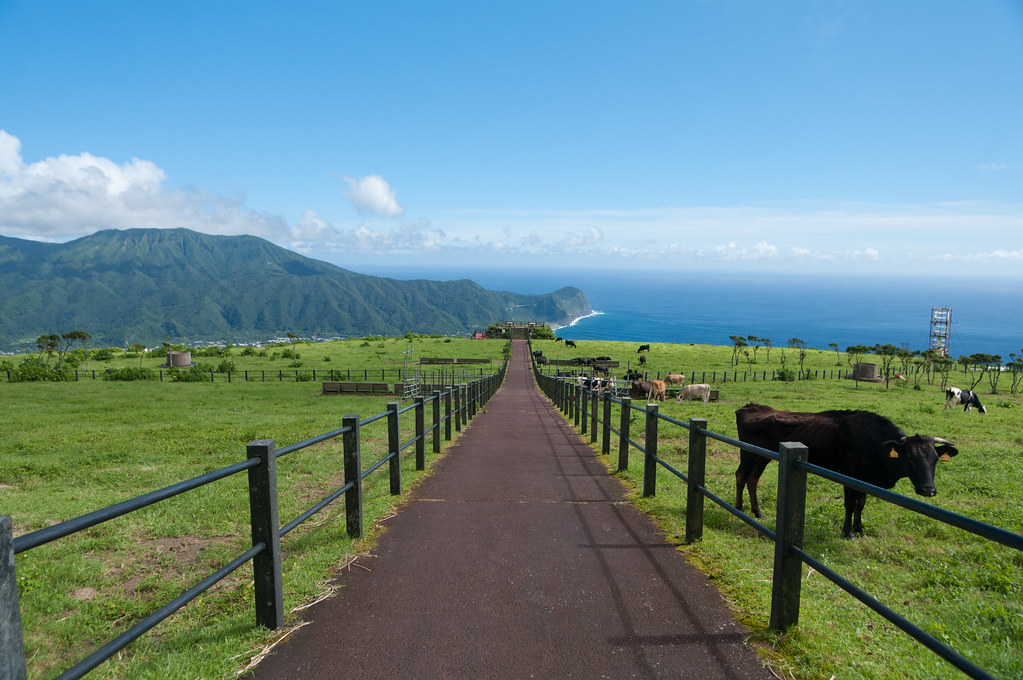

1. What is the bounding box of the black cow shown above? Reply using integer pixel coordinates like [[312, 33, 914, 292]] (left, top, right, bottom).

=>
[[536, 356, 548, 365], [734, 403, 958, 538], [565, 339, 577, 348], [630, 380, 655, 400], [638, 355, 646, 365], [555, 337, 564, 343], [638, 344, 650, 353], [624, 369, 643, 381], [595, 356, 612, 361], [575, 357, 594, 366], [531, 350, 544, 358], [945, 387, 987, 413], [593, 365, 609, 375]]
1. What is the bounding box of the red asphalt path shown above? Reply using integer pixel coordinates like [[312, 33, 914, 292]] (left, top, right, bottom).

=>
[[247, 340, 774, 680]]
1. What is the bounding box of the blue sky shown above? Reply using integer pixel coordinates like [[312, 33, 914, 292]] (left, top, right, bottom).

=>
[[1, 1, 1021, 277]]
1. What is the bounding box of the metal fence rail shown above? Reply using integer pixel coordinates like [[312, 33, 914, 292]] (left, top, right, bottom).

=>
[[532, 354, 1021, 680], [1, 365, 507, 680]]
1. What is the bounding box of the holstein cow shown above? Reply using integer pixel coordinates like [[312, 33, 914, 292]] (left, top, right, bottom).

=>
[[945, 387, 987, 413], [734, 403, 958, 538], [675, 383, 711, 404], [630, 380, 666, 401], [664, 374, 686, 386], [638, 344, 651, 353]]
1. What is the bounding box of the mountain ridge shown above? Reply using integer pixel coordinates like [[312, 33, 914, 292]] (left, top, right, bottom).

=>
[[0, 229, 591, 348]]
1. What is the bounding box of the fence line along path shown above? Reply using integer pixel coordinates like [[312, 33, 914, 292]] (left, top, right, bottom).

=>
[[248, 339, 773, 680]]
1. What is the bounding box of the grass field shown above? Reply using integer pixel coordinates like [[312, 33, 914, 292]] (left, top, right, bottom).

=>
[[2, 336, 1020, 679]]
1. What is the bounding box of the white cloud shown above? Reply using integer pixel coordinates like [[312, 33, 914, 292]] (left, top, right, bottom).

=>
[[342, 174, 405, 217]]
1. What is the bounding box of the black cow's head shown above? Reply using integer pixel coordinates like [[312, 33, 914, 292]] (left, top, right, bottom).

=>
[[884, 435, 958, 496]]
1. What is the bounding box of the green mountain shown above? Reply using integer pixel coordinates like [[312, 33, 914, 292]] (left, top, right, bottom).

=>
[[0, 229, 591, 348]]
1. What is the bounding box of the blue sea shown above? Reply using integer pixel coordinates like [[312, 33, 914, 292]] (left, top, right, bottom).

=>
[[359, 265, 1022, 361]]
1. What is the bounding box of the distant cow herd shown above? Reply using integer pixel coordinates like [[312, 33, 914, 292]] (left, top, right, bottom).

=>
[[532, 340, 982, 539]]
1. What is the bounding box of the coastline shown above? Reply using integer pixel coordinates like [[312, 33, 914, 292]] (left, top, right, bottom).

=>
[[553, 310, 603, 331]]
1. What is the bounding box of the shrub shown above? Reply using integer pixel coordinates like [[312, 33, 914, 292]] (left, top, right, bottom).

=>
[[102, 367, 157, 381], [240, 347, 258, 356], [295, 372, 313, 382], [9, 357, 73, 382], [215, 359, 236, 373], [168, 366, 212, 382], [91, 347, 116, 362]]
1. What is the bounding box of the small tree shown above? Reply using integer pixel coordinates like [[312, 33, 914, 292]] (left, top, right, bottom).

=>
[[1006, 352, 1023, 394], [934, 354, 954, 389], [63, 330, 92, 371], [746, 335, 763, 363], [36, 334, 60, 362], [845, 345, 870, 387], [788, 338, 807, 379], [130, 343, 148, 369], [873, 343, 899, 388], [762, 337, 773, 364], [729, 335, 748, 366], [828, 343, 841, 365], [967, 353, 1002, 393]]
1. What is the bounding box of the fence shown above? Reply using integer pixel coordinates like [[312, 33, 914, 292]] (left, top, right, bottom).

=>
[[4, 366, 501, 384], [0, 369, 505, 680], [534, 364, 1023, 680]]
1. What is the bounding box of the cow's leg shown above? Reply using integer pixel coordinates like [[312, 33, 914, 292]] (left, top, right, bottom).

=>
[[735, 454, 770, 518], [842, 487, 867, 538]]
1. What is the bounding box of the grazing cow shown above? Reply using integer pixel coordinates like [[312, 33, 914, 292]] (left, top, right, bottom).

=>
[[624, 369, 643, 381], [631, 379, 665, 401], [664, 374, 686, 386], [565, 339, 577, 348], [593, 365, 609, 375], [734, 403, 958, 538], [675, 383, 711, 404], [531, 350, 544, 358], [945, 387, 987, 413], [555, 337, 564, 343], [639, 355, 647, 365], [638, 344, 651, 353], [536, 356, 548, 366], [575, 357, 594, 366]]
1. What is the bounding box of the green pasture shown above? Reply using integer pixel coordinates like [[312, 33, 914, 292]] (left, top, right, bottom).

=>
[[1, 336, 1020, 680], [550, 343, 1022, 680]]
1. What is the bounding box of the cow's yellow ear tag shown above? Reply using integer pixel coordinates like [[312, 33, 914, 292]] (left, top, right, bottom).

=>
[[889, 448, 899, 459], [940, 453, 952, 462]]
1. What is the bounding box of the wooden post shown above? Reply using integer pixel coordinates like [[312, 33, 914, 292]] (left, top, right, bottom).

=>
[[619, 396, 631, 471], [602, 394, 612, 455], [453, 385, 462, 433], [432, 390, 442, 453], [387, 402, 401, 495], [342, 416, 363, 539], [415, 396, 426, 470], [685, 418, 708, 544], [461, 384, 468, 427], [444, 388, 453, 440], [246, 440, 284, 629], [642, 403, 659, 497], [581, 385, 588, 435], [770, 441, 808, 631], [1, 516, 28, 680]]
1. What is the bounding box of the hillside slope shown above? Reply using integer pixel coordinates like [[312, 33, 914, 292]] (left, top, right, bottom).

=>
[[0, 229, 591, 347]]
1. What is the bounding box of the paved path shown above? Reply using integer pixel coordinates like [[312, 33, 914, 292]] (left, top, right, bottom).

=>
[[248, 340, 773, 680]]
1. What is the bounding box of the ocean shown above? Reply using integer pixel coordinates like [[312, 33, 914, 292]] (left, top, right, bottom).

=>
[[357, 265, 1022, 361]]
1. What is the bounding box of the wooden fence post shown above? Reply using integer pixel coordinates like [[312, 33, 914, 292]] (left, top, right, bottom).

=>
[[342, 416, 363, 539], [432, 390, 441, 453], [415, 396, 426, 470], [642, 403, 659, 497], [461, 384, 468, 427], [246, 440, 284, 630], [1, 516, 28, 680], [770, 441, 808, 631], [619, 396, 631, 471], [580, 385, 588, 435], [387, 402, 401, 495], [453, 385, 462, 433], [602, 395, 612, 455], [590, 392, 599, 443], [573, 383, 581, 427], [444, 388, 453, 440], [685, 418, 708, 544]]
